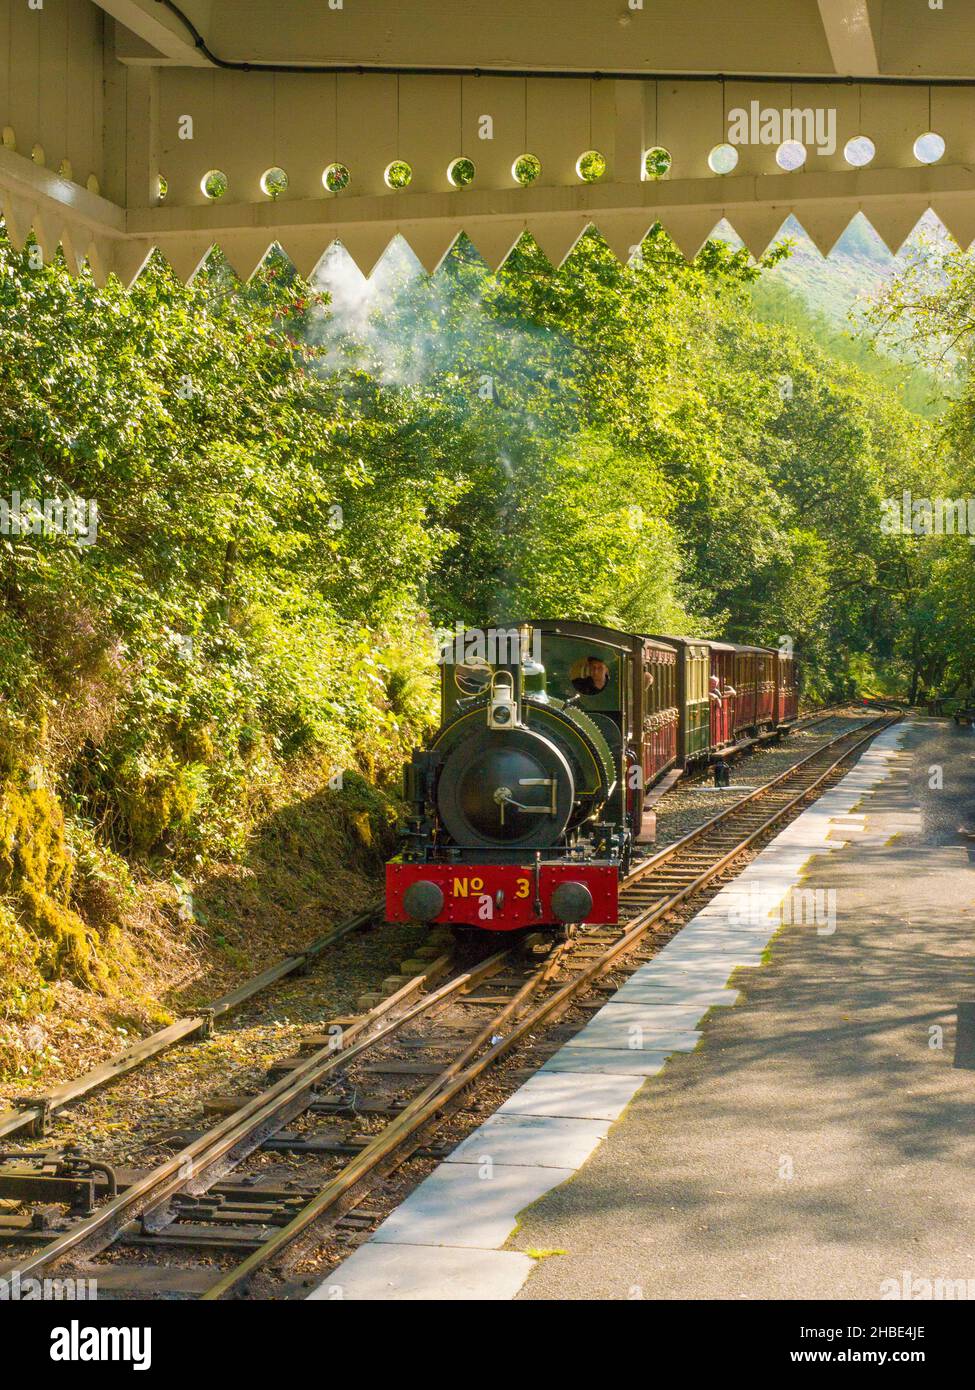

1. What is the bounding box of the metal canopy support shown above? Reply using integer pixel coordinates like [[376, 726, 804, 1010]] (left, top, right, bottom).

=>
[[2, 1, 975, 285]]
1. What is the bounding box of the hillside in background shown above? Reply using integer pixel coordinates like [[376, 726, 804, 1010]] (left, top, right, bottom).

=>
[[744, 212, 950, 419]]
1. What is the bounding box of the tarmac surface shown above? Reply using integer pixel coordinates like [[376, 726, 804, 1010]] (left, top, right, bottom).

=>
[[510, 718, 975, 1299]]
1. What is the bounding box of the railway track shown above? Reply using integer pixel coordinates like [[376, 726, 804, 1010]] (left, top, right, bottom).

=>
[[0, 906, 382, 1143], [0, 703, 857, 1149], [678, 701, 862, 786], [0, 708, 899, 1300]]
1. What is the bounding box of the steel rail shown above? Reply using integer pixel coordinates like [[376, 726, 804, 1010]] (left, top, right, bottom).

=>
[[201, 712, 899, 1299], [0, 905, 381, 1142], [0, 946, 515, 1281], [201, 935, 576, 1300], [5, 713, 898, 1291]]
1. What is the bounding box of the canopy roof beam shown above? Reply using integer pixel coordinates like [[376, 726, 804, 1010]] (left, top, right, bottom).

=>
[[90, 1, 211, 66], [817, 0, 881, 76]]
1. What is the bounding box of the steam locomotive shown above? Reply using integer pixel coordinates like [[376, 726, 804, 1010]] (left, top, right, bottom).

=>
[[385, 621, 799, 933]]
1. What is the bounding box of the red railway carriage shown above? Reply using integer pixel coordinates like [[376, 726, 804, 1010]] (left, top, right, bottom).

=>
[[732, 648, 756, 736], [776, 650, 800, 724], [732, 646, 778, 735], [755, 649, 778, 726], [707, 642, 736, 749]]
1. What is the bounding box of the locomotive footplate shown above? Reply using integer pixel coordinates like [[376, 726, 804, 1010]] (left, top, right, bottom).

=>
[[386, 859, 619, 930]]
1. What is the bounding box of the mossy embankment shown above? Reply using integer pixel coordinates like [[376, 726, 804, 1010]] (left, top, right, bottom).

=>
[[0, 741, 407, 1090]]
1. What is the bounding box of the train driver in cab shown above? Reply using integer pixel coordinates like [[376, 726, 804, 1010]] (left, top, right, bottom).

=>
[[571, 656, 611, 696]]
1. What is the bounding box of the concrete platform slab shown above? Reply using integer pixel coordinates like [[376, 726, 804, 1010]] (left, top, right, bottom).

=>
[[591, 998, 707, 1024], [652, 942, 768, 965], [655, 926, 771, 945], [626, 957, 741, 978], [566, 1022, 700, 1047], [369, 1162, 576, 1248], [308, 1243, 535, 1300], [692, 922, 772, 943], [610, 981, 740, 1008], [627, 964, 746, 986], [444, 1113, 610, 1168], [569, 1003, 701, 1051], [648, 950, 766, 973], [540, 1046, 674, 1074], [511, 720, 975, 1300], [496, 1071, 643, 1121]]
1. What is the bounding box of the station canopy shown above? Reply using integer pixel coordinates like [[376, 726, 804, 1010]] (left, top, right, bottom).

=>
[[3, 1, 975, 284]]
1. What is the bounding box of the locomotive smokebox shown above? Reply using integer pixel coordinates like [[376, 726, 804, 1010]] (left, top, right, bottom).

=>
[[436, 726, 576, 848]]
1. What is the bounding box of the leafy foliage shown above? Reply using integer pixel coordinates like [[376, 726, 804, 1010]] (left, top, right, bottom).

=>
[[325, 228, 935, 699], [0, 212, 954, 1011], [865, 242, 975, 699], [0, 235, 451, 885]]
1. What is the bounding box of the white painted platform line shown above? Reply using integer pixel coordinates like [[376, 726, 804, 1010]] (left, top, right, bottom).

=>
[[311, 720, 910, 1301]]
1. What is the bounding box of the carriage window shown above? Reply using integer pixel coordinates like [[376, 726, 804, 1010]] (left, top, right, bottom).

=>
[[570, 656, 611, 696], [690, 656, 705, 702]]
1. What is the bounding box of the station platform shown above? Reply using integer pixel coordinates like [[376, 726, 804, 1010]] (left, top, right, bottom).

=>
[[313, 719, 975, 1300]]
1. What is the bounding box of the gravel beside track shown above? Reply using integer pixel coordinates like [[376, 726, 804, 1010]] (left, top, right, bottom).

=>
[[650, 710, 875, 850]]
